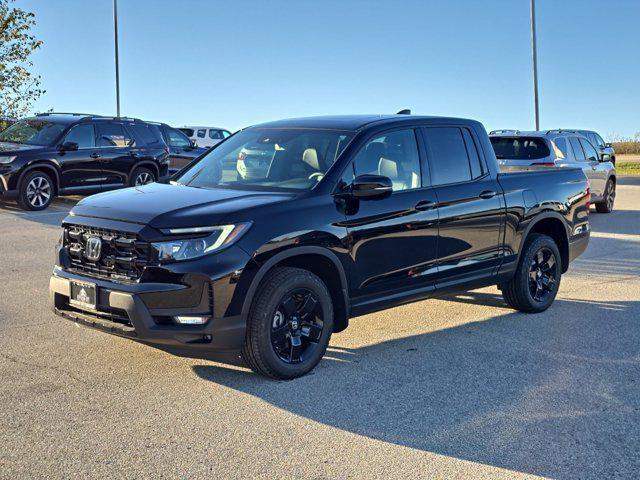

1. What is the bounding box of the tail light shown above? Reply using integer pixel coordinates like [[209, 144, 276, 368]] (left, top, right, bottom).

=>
[[530, 162, 556, 166]]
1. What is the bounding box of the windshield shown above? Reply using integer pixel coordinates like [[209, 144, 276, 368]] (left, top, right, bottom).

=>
[[490, 136, 550, 160], [175, 128, 354, 191], [0, 119, 66, 146]]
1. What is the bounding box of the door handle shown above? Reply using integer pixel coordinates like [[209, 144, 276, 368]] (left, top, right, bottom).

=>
[[130, 152, 139, 158], [479, 190, 497, 199], [90, 153, 101, 159], [415, 200, 437, 211]]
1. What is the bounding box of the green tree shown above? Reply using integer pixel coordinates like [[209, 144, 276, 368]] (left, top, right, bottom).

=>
[[0, 0, 44, 123]]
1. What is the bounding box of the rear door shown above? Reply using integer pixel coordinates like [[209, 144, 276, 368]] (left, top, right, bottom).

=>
[[421, 126, 504, 289], [95, 121, 135, 188], [341, 128, 439, 304], [579, 137, 607, 197], [58, 123, 102, 191]]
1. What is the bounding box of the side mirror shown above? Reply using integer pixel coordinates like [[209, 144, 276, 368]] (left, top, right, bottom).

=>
[[60, 141, 79, 152], [349, 174, 393, 199], [605, 143, 613, 148]]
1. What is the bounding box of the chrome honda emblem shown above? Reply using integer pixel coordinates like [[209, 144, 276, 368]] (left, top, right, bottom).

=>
[[85, 236, 102, 262]]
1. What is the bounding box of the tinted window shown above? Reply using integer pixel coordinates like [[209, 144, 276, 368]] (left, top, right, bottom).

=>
[[424, 127, 473, 185], [64, 124, 95, 148], [209, 129, 223, 140], [197, 129, 206, 138], [179, 128, 194, 137], [461, 128, 484, 178], [595, 133, 606, 147], [489, 136, 551, 160], [129, 123, 162, 147], [552, 137, 568, 158], [165, 127, 191, 147], [580, 138, 599, 162], [346, 129, 421, 191], [569, 137, 586, 161], [96, 123, 132, 147]]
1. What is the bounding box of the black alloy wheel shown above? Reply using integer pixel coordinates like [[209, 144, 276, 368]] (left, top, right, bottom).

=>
[[528, 247, 557, 303], [270, 289, 324, 364]]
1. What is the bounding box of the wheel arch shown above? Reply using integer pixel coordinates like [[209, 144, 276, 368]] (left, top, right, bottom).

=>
[[19, 161, 61, 195], [241, 246, 350, 333], [519, 212, 570, 273], [129, 161, 160, 181]]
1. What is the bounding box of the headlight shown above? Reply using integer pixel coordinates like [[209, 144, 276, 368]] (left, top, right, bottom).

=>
[[153, 222, 251, 263], [0, 155, 16, 164]]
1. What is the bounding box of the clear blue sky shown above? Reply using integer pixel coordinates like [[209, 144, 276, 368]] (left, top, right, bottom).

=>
[[21, 0, 640, 139]]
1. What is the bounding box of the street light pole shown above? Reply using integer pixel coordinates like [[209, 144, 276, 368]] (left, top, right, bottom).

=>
[[113, 0, 121, 117], [530, 0, 540, 130]]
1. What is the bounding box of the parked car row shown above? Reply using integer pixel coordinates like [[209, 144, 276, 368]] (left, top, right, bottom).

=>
[[489, 128, 616, 213], [178, 126, 231, 148], [48, 113, 592, 379], [0, 113, 225, 210]]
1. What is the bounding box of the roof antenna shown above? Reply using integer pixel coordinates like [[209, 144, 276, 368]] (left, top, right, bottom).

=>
[[396, 109, 411, 115]]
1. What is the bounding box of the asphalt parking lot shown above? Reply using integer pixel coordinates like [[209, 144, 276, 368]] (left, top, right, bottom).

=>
[[1, 180, 639, 479]]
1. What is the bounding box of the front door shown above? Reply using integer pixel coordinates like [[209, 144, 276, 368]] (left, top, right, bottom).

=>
[[420, 126, 504, 288], [163, 126, 199, 171], [340, 128, 439, 308], [58, 123, 103, 191]]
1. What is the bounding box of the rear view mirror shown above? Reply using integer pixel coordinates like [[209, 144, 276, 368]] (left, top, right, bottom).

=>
[[60, 141, 79, 152], [350, 174, 393, 199]]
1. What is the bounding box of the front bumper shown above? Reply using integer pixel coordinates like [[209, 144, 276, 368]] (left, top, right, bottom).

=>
[[50, 245, 257, 351]]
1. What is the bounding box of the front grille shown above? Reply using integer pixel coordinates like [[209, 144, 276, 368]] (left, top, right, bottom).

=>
[[64, 224, 157, 282]]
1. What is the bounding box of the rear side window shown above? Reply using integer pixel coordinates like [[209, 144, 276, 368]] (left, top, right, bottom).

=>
[[569, 137, 586, 161], [423, 127, 474, 185], [197, 129, 206, 138], [489, 137, 550, 160], [461, 128, 484, 178], [64, 124, 95, 148], [96, 122, 132, 148], [129, 123, 162, 147], [551, 137, 568, 159], [209, 129, 223, 140]]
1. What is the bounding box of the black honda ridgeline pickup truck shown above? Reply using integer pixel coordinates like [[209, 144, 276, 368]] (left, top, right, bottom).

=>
[[50, 115, 591, 379]]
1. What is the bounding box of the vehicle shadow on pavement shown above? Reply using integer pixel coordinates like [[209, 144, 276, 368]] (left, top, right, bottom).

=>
[[0, 200, 75, 227], [192, 293, 640, 479], [588, 208, 640, 236]]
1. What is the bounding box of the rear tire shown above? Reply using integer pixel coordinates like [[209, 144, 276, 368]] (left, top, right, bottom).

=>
[[129, 166, 156, 187], [595, 179, 615, 213], [242, 267, 333, 380], [17, 170, 55, 211], [500, 233, 561, 313]]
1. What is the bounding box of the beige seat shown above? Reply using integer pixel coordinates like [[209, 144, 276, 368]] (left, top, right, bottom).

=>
[[378, 157, 420, 191]]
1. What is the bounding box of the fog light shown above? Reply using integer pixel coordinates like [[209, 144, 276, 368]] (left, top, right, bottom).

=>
[[173, 315, 210, 325]]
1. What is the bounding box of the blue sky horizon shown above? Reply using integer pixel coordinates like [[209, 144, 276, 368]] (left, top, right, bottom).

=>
[[21, 0, 640, 139]]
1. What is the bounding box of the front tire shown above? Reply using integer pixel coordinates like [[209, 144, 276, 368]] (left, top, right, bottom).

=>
[[242, 267, 333, 380], [17, 171, 55, 211], [500, 233, 561, 313], [595, 179, 615, 213]]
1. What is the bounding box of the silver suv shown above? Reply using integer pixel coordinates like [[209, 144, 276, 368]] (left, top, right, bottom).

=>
[[489, 130, 616, 213]]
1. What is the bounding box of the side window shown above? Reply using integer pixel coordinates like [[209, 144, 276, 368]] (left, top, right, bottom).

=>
[[595, 133, 606, 148], [197, 129, 206, 138], [64, 124, 95, 148], [166, 127, 191, 148], [209, 129, 223, 140], [344, 129, 421, 191], [580, 138, 599, 162], [97, 123, 132, 148], [129, 123, 161, 147], [569, 137, 586, 161], [552, 137, 568, 159], [461, 128, 484, 178], [222, 130, 231, 138], [423, 127, 473, 185]]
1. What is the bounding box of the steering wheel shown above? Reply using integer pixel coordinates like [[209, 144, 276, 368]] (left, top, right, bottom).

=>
[[308, 172, 324, 182]]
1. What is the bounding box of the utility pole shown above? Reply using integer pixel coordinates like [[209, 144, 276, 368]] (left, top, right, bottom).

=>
[[530, 0, 540, 130], [113, 0, 121, 117]]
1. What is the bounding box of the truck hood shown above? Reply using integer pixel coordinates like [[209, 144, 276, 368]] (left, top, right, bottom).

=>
[[0, 141, 45, 154], [70, 182, 296, 229]]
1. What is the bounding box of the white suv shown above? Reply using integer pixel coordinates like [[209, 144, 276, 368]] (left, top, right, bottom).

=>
[[179, 126, 232, 148]]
